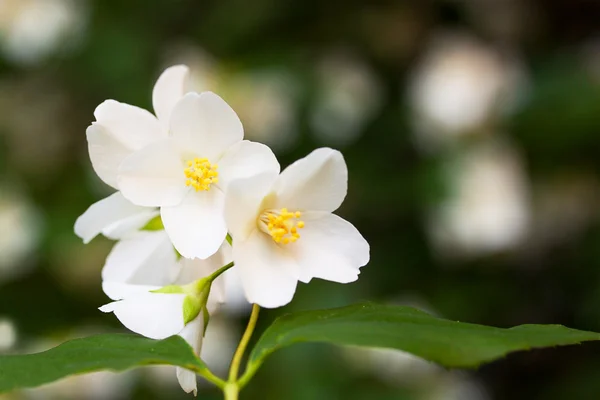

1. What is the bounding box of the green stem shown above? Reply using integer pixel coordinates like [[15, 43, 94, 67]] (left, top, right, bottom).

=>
[[207, 261, 234, 283], [228, 304, 261, 383], [237, 360, 262, 390], [185, 261, 235, 391], [224, 382, 239, 400], [190, 365, 227, 389]]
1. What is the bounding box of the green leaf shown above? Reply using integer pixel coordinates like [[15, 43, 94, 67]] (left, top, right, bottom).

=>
[[0, 334, 207, 393], [247, 303, 600, 374]]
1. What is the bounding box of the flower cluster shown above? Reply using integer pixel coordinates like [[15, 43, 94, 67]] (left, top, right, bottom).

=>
[[75, 65, 369, 394]]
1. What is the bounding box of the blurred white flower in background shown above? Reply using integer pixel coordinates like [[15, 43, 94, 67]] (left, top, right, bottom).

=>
[[409, 33, 527, 152], [0, 0, 87, 65], [427, 138, 531, 259], [423, 374, 490, 400], [162, 45, 382, 150], [344, 346, 489, 400], [23, 371, 134, 400], [161, 45, 219, 94], [0, 78, 73, 177], [520, 174, 600, 261], [0, 185, 42, 283], [343, 346, 440, 386], [162, 44, 300, 151], [309, 51, 383, 146], [0, 319, 16, 351], [581, 36, 600, 83], [225, 70, 299, 151]]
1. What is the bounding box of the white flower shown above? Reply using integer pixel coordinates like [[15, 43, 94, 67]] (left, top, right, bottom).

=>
[[74, 191, 177, 287], [87, 64, 190, 189], [102, 229, 181, 287], [100, 243, 230, 395], [117, 91, 279, 259], [77, 65, 191, 246], [225, 148, 370, 308], [76, 66, 183, 284], [74, 191, 158, 244]]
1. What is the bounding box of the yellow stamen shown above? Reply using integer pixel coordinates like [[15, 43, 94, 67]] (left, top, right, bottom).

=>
[[258, 208, 305, 244], [184, 158, 219, 191]]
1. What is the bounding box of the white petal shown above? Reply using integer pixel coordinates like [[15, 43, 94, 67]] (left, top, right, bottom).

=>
[[177, 243, 230, 313], [274, 148, 347, 212], [234, 230, 298, 308], [102, 231, 180, 286], [216, 140, 280, 192], [207, 243, 233, 309], [176, 314, 204, 395], [178, 313, 204, 354], [175, 367, 198, 396], [101, 209, 159, 240], [174, 248, 229, 314], [290, 212, 369, 283], [99, 292, 186, 339], [118, 139, 188, 207], [175, 242, 230, 285], [101, 281, 160, 301], [74, 192, 150, 243], [161, 189, 227, 259], [94, 100, 164, 147], [86, 123, 131, 189], [222, 267, 252, 315], [152, 65, 190, 129], [169, 92, 243, 160], [224, 173, 278, 241], [208, 274, 227, 314]]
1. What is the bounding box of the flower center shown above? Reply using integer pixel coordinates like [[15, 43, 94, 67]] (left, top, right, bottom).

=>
[[184, 158, 219, 191], [258, 208, 305, 244]]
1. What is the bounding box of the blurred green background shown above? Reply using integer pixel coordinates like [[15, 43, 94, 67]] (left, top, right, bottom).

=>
[[1, 0, 600, 399]]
